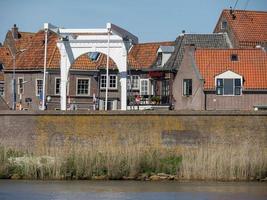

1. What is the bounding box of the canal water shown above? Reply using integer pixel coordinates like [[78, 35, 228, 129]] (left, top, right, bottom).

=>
[[0, 180, 266, 200]]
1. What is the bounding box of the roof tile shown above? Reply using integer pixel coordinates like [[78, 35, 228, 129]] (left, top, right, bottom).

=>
[[195, 48, 267, 90]]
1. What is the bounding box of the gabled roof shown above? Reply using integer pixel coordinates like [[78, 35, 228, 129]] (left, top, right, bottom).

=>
[[4, 29, 174, 71], [164, 33, 231, 70], [128, 41, 174, 69], [215, 9, 267, 47], [194, 48, 267, 90], [4, 31, 35, 51]]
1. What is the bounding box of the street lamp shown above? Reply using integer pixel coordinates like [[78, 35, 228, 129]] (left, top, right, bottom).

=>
[[42, 27, 48, 110], [7, 43, 18, 110]]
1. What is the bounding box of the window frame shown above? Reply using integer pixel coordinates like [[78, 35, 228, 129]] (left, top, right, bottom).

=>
[[17, 77, 24, 95], [216, 78, 242, 96], [183, 79, 192, 96], [36, 79, 43, 97], [76, 78, 90, 96], [221, 20, 227, 29], [140, 78, 150, 96], [100, 74, 118, 90], [55, 77, 61, 95], [128, 75, 139, 90]]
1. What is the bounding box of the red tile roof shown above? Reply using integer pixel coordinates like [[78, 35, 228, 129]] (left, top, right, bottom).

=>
[[128, 41, 175, 69], [4, 30, 174, 71], [195, 48, 267, 90], [4, 31, 35, 51], [0, 47, 13, 68], [216, 10, 267, 47]]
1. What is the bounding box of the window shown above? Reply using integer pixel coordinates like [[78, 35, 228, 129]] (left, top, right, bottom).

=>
[[156, 52, 162, 66], [162, 80, 170, 96], [55, 78, 61, 95], [18, 77, 24, 94], [221, 21, 227, 29], [183, 79, 192, 96], [77, 78, 90, 95], [109, 75, 117, 88], [88, 52, 100, 61], [231, 54, 238, 61], [36, 79, 43, 96], [140, 79, 149, 95], [100, 75, 117, 89], [128, 75, 139, 90], [216, 78, 242, 96], [0, 86, 4, 96]]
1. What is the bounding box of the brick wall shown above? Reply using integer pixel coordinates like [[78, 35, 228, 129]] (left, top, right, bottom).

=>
[[0, 111, 266, 152]]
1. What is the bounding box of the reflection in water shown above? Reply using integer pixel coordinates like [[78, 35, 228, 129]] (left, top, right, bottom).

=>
[[0, 180, 266, 200]]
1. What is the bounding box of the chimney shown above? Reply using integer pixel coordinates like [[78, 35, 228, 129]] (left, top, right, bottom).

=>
[[184, 44, 196, 53], [12, 24, 19, 39]]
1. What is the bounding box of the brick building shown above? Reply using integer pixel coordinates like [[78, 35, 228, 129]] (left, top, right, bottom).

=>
[[172, 46, 267, 110], [1, 25, 174, 110], [214, 9, 267, 48]]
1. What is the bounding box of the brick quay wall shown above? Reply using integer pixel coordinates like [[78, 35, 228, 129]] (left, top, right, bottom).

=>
[[0, 110, 266, 151]]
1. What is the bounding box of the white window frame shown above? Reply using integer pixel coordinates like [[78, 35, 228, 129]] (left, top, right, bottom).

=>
[[128, 75, 139, 90], [140, 78, 150, 96], [17, 77, 24, 95], [55, 77, 61, 95], [76, 78, 90, 96], [183, 79, 192, 96], [36, 79, 43, 97], [100, 74, 118, 90], [215, 70, 242, 96]]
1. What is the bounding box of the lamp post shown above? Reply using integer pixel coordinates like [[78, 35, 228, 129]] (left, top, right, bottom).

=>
[[105, 24, 111, 111], [6, 43, 17, 110], [42, 28, 48, 110]]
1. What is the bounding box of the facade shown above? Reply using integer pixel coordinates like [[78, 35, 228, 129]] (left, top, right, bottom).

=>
[[214, 9, 267, 48], [1, 25, 175, 110], [172, 47, 267, 110]]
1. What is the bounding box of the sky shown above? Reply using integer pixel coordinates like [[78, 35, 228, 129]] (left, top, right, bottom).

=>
[[0, 0, 267, 43]]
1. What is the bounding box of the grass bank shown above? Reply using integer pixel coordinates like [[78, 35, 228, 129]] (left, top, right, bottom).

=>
[[0, 137, 266, 181]]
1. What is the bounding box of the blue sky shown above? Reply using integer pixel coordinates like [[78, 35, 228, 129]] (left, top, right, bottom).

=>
[[0, 0, 266, 43]]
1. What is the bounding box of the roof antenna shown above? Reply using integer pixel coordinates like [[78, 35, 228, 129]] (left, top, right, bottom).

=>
[[230, 0, 239, 20]]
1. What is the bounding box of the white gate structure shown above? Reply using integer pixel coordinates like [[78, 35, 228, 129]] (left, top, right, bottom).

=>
[[44, 23, 138, 110]]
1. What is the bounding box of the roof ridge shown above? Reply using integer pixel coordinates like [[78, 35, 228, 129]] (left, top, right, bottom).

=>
[[195, 48, 265, 51], [136, 41, 174, 45], [222, 9, 267, 14]]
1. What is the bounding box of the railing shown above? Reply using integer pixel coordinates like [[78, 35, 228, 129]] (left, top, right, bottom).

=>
[[128, 95, 170, 106]]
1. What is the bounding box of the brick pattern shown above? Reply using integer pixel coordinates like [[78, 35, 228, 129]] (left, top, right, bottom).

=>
[[195, 48, 267, 90]]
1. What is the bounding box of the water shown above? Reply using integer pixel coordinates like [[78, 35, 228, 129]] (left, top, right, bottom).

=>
[[0, 180, 266, 200]]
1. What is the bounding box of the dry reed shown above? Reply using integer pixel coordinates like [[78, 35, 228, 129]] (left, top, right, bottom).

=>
[[0, 136, 266, 181]]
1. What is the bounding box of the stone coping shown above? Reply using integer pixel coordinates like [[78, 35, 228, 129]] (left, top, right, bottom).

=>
[[0, 110, 266, 116]]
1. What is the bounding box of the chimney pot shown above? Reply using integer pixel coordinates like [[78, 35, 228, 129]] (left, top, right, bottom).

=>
[[12, 24, 19, 39]]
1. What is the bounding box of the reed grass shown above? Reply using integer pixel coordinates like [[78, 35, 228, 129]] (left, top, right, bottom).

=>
[[0, 136, 266, 181]]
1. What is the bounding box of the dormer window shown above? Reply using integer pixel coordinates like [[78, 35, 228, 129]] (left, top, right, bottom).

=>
[[231, 54, 238, 61], [88, 52, 100, 62], [221, 21, 227, 29], [156, 46, 174, 67], [215, 70, 242, 96], [156, 52, 162, 66]]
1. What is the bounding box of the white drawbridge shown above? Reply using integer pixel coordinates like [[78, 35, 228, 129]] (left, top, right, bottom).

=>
[[44, 23, 138, 110]]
